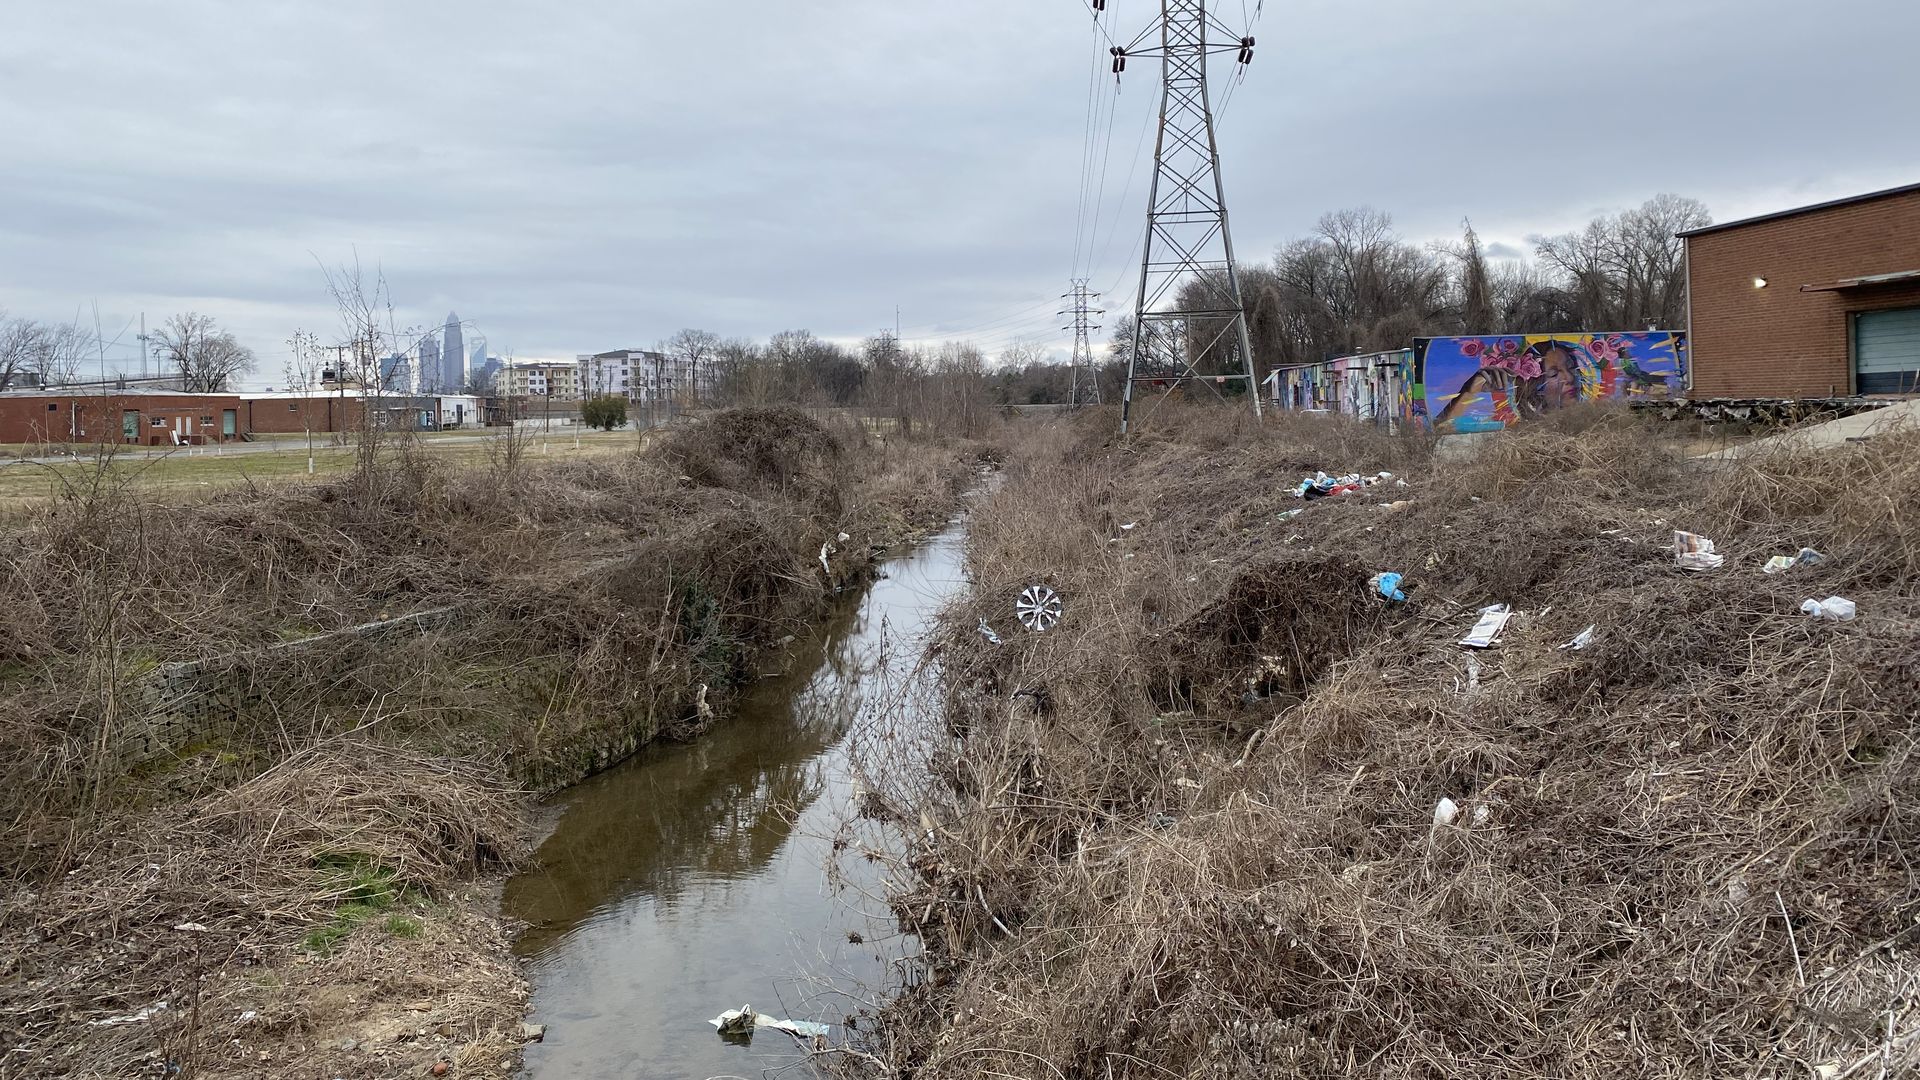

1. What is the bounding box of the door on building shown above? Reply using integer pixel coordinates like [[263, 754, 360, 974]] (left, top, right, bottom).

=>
[[122, 411, 139, 443], [222, 410, 237, 439], [1856, 308, 1920, 395]]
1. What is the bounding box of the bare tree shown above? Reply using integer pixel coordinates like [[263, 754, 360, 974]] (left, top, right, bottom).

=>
[[286, 329, 326, 473], [1447, 219, 1496, 332], [1534, 194, 1710, 329], [37, 322, 93, 386], [152, 313, 255, 393], [0, 312, 45, 390], [0, 313, 90, 389], [665, 328, 721, 406]]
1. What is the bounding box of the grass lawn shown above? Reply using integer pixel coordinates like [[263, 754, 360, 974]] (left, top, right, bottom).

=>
[[0, 430, 644, 508]]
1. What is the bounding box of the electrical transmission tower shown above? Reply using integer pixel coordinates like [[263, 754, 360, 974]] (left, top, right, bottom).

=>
[[1112, 0, 1261, 434], [1061, 279, 1104, 405]]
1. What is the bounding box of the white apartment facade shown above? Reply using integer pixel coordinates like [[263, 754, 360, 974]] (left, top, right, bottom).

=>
[[577, 349, 716, 403]]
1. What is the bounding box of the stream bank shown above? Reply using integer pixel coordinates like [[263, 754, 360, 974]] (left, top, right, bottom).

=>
[[502, 511, 969, 1077], [0, 410, 985, 1080]]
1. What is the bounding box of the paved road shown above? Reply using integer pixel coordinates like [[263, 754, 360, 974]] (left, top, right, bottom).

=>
[[1707, 398, 1920, 458]]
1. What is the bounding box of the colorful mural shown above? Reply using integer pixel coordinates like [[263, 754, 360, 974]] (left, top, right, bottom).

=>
[[1266, 350, 1420, 429], [1414, 332, 1687, 433]]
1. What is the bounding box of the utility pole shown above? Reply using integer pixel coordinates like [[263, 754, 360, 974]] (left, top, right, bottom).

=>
[[1060, 279, 1104, 406], [1112, 0, 1262, 434]]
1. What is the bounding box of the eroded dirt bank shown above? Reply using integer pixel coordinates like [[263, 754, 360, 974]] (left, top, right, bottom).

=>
[[844, 405, 1920, 1079], [0, 408, 986, 1079]]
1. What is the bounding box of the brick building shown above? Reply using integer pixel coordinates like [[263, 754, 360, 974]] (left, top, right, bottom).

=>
[[241, 391, 368, 435], [241, 390, 500, 433], [1683, 182, 1920, 397], [0, 388, 244, 445]]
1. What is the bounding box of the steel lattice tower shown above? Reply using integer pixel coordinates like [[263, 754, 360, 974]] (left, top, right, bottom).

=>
[[1117, 0, 1261, 434], [1061, 279, 1104, 405]]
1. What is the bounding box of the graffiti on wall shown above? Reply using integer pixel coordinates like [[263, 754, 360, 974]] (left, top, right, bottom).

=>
[[1267, 350, 1421, 428], [1415, 332, 1687, 432]]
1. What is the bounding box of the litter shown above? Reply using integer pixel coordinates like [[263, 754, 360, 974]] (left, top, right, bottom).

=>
[[709, 1005, 831, 1041], [1293, 470, 1396, 499], [1276, 508, 1304, 521], [1559, 625, 1596, 651], [90, 1002, 168, 1027], [1458, 605, 1512, 649], [1433, 798, 1460, 827], [172, 922, 209, 933], [1120, 521, 1139, 531], [1016, 585, 1064, 631], [1763, 547, 1825, 574], [976, 618, 1003, 646], [1673, 530, 1725, 571], [1800, 596, 1857, 621], [1369, 572, 1407, 603], [1470, 804, 1492, 827]]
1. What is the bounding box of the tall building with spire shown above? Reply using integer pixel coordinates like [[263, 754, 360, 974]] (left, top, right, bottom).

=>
[[442, 312, 465, 392]]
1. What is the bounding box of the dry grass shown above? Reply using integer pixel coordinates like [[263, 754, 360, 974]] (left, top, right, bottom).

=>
[[0, 408, 986, 1079], [0, 744, 529, 1079], [845, 401, 1920, 1079]]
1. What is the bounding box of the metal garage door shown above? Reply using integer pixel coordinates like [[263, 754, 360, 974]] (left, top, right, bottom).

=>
[[1856, 308, 1920, 395]]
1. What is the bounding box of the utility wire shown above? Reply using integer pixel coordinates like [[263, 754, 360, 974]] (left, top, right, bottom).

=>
[[1069, 16, 1106, 281]]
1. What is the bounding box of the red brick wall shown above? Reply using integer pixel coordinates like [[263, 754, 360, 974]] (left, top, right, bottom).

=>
[[0, 393, 244, 445], [242, 397, 365, 434], [1687, 188, 1920, 397]]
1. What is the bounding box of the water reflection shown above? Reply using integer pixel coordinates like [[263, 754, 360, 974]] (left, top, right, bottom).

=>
[[502, 519, 967, 1078]]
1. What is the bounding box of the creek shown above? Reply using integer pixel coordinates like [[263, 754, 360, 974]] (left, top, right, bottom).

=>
[[501, 514, 968, 1077]]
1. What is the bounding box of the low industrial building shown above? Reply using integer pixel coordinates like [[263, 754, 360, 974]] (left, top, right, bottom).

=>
[[1683, 182, 1920, 397], [241, 391, 500, 434], [0, 388, 245, 445]]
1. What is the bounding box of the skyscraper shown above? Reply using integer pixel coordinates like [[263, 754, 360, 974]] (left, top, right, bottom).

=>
[[442, 312, 465, 392], [470, 338, 487, 377], [419, 333, 441, 393]]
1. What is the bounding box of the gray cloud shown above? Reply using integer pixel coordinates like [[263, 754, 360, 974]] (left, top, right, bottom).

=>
[[3, 0, 1915, 383]]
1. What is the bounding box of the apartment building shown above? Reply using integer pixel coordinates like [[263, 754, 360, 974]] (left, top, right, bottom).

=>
[[499, 360, 581, 401]]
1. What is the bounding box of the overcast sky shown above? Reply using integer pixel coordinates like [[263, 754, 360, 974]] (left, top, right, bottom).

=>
[[3, 0, 1915, 386]]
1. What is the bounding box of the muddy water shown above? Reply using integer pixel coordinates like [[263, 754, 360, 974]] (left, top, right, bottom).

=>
[[502, 516, 966, 1078]]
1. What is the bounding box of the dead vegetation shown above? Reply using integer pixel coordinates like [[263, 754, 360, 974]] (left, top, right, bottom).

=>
[[1, 745, 526, 1080], [0, 408, 982, 1078], [847, 403, 1920, 1079]]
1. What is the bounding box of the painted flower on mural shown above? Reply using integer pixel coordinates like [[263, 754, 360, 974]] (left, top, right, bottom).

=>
[[1586, 335, 1627, 365], [1460, 339, 1483, 359], [1476, 339, 1543, 381]]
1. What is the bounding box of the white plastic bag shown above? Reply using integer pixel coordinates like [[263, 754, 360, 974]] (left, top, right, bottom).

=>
[[1799, 596, 1857, 621]]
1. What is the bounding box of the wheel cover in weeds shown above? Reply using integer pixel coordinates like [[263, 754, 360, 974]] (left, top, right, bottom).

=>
[[1016, 585, 1063, 632]]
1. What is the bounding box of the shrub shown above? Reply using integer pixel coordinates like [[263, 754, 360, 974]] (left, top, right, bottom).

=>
[[582, 394, 628, 431]]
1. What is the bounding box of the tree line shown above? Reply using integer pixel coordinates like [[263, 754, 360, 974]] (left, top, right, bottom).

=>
[[0, 309, 256, 393], [1130, 193, 1710, 376]]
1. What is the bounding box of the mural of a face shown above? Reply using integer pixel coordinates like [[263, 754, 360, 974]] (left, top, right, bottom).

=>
[[1530, 345, 1582, 411]]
